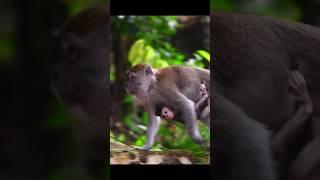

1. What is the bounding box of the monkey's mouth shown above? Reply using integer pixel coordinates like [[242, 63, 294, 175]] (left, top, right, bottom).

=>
[[126, 83, 138, 95], [125, 87, 136, 96], [162, 115, 169, 120]]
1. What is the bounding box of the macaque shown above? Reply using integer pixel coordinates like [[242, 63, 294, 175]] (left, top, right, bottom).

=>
[[212, 11, 320, 180], [52, 5, 109, 179], [126, 64, 210, 150], [160, 81, 210, 127]]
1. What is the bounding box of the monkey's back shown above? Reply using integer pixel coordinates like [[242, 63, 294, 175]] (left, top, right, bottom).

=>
[[157, 65, 209, 88], [155, 66, 209, 103]]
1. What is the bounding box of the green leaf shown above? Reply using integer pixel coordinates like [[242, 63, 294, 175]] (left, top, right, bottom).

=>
[[196, 50, 210, 61], [137, 124, 147, 131], [143, 45, 156, 63], [141, 112, 148, 124], [128, 39, 146, 64], [211, 0, 235, 11], [135, 136, 146, 146], [110, 131, 115, 138], [123, 94, 134, 104], [153, 59, 169, 68], [118, 133, 126, 142]]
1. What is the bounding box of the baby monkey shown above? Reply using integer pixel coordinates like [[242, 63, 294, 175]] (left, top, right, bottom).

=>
[[161, 81, 209, 126]]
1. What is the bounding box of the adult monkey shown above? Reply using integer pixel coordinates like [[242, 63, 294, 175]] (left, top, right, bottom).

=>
[[126, 64, 210, 150], [52, 5, 109, 180], [212, 11, 320, 180]]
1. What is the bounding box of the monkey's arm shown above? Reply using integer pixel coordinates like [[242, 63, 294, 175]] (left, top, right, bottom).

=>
[[195, 94, 208, 113], [141, 105, 161, 151], [271, 71, 313, 162], [200, 106, 210, 127], [288, 117, 320, 180], [271, 106, 312, 160]]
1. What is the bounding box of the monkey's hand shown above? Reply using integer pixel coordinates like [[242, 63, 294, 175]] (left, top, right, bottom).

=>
[[141, 145, 152, 151], [200, 90, 208, 98]]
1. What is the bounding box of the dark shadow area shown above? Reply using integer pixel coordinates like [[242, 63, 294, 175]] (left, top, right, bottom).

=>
[[0, 1, 108, 179]]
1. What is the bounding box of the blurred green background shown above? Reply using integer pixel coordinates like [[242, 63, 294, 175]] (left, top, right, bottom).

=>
[[110, 16, 210, 163], [211, 0, 320, 25]]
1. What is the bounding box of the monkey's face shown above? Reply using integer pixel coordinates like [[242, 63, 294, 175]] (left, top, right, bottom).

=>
[[126, 64, 155, 98], [161, 107, 175, 120], [52, 32, 107, 106]]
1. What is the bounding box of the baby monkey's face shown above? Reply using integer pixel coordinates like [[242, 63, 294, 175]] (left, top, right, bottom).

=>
[[161, 107, 175, 120]]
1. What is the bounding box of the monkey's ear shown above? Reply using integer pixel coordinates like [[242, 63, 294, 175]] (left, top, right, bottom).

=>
[[145, 65, 154, 75]]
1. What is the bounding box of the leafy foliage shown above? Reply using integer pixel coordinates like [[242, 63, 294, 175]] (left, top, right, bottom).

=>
[[127, 38, 209, 68], [112, 16, 210, 69], [111, 16, 210, 158]]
